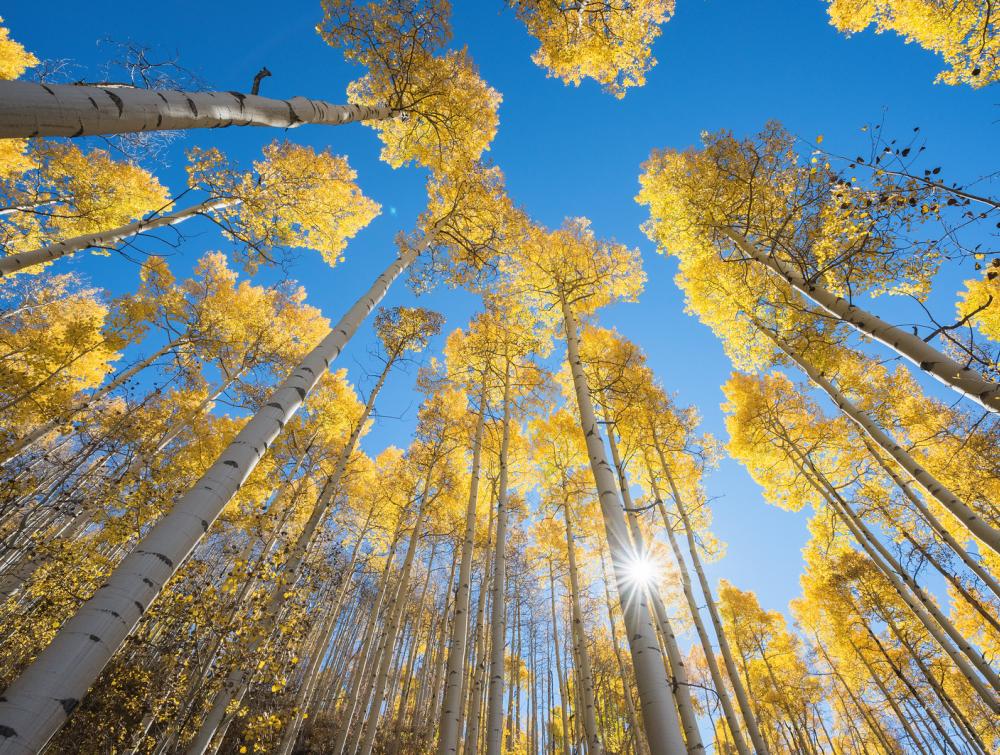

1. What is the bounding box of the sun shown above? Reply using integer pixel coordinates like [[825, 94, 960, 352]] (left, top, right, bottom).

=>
[[623, 553, 659, 589]]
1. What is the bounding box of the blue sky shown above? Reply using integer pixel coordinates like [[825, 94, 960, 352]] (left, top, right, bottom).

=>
[[7, 1, 996, 618]]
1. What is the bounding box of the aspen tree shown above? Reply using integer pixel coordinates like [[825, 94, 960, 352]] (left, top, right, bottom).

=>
[[638, 130, 1000, 551], [355, 391, 466, 755], [2, 252, 329, 467], [508, 0, 675, 97], [481, 304, 547, 755], [184, 308, 441, 754], [529, 412, 604, 753], [0, 40, 505, 743], [573, 325, 706, 751], [637, 124, 1000, 413], [826, 0, 999, 86], [0, 79, 394, 139], [436, 300, 543, 755], [0, 141, 377, 278], [503, 218, 686, 754], [724, 371, 1000, 715]]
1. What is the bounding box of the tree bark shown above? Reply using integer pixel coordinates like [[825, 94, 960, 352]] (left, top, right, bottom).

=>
[[647, 462, 749, 755], [559, 293, 686, 755], [562, 503, 602, 754], [485, 363, 512, 755], [186, 354, 395, 755], [650, 434, 772, 755], [724, 228, 1000, 412], [547, 561, 570, 755], [603, 417, 702, 753], [760, 323, 1000, 557], [437, 386, 487, 755], [0, 247, 418, 755], [0, 80, 394, 139], [0, 198, 234, 278]]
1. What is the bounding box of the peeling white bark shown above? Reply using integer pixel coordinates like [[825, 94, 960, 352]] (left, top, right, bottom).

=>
[[0, 80, 394, 139], [0, 247, 418, 755]]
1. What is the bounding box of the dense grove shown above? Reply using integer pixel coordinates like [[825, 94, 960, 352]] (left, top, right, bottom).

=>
[[0, 2, 997, 754]]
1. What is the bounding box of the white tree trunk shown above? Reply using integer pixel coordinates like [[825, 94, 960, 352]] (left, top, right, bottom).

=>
[[562, 505, 603, 754], [647, 587, 702, 753], [547, 561, 571, 755], [0, 80, 393, 139], [356, 498, 432, 755], [559, 294, 686, 755], [485, 366, 512, 755], [724, 229, 1000, 413], [654, 496, 749, 755], [0, 198, 233, 278], [763, 326, 1000, 557], [789, 443, 1000, 712], [463, 498, 495, 755], [0, 247, 417, 755], [437, 390, 487, 755], [186, 356, 393, 755], [650, 442, 771, 755], [605, 417, 702, 753], [331, 532, 402, 755]]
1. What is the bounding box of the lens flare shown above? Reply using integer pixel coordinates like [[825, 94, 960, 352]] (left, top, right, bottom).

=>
[[623, 553, 658, 589]]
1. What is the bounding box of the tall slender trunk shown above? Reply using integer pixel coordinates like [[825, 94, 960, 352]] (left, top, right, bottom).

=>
[[0, 80, 394, 139], [603, 416, 701, 753], [848, 638, 935, 755], [275, 520, 371, 755], [896, 524, 1000, 635], [595, 547, 646, 755], [463, 493, 496, 755], [155, 473, 310, 753], [331, 532, 402, 755], [562, 503, 602, 753], [724, 228, 1000, 412], [425, 549, 459, 741], [437, 385, 487, 755], [547, 560, 570, 755], [185, 355, 395, 755], [485, 363, 513, 755], [651, 433, 771, 755], [0, 247, 418, 755], [761, 326, 1000, 556], [559, 293, 685, 755], [355, 494, 433, 755], [788, 442, 1000, 712], [646, 456, 748, 755], [0, 198, 233, 278]]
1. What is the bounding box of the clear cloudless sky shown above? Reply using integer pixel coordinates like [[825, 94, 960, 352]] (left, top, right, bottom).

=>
[[6, 0, 997, 618]]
